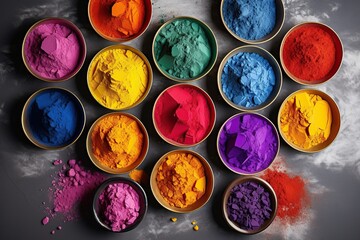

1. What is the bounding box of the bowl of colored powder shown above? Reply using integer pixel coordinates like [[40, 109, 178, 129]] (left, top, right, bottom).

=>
[[278, 89, 341, 152], [93, 177, 148, 232], [221, 0, 285, 44], [22, 18, 86, 82], [150, 150, 214, 213], [217, 112, 280, 175], [222, 176, 277, 234], [86, 112, 149, 174], [152, 16, 218, 82], [153, 84, 216, 147], [21, 87, 86, 149], [280, 22, 343, 85], [87, 44, 153, 110], [88, 0, 152, 42], [218, 46, 282, 111]]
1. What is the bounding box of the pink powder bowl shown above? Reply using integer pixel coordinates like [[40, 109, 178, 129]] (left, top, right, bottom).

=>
[[93, 177, 148, 232], [22, 18, 86, 82]]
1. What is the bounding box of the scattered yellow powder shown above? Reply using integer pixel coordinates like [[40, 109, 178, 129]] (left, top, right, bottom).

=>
[[156, 152, 206, 208], [91, 114, 144, 169], [129, 169, 147, 184], [170, 217, 177, 222], [88, 48, 148, 110], [191, 220, 197, 225], [193, 225, 199, 231], [280, 92, 332, 149]]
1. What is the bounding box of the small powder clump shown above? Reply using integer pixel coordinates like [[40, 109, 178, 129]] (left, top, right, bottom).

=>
[[156, 152, 206, 208], [280, 92, 332, 149], [88, 48, 148, 110], [91, 114, 144, 169], [24, 22, 81, 79], [98, 183, 141, 231]]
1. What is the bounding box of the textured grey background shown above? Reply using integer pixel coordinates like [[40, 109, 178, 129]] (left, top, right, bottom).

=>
[[0, 0, 359, 239]]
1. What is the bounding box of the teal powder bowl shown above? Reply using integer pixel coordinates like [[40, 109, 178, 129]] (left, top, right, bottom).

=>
[[152, 16, 218, 82]]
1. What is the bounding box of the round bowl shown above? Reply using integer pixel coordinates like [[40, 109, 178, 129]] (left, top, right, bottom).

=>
[[86, 112, 149, 174], [278, 88, 341, 152], [280, 22, 343, 85], [152, 16, 218, 82], [150, 150, 214, 213], [88, 0, 152, 42], [217, 112, 280, 175], [223, 176, 277, 234], [93, 177, 148, 232], [22, 18, 86, 82], [218, 45, 282, 111], [152, 83, 216, 147], [21, 87, 86, 149], [220, 0, 285, 44], [87, 44, 153, 110]]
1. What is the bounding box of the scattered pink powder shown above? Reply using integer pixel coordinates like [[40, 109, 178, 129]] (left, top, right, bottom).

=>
[[98, 183, 141, 232], [41, 216, 50, 225]]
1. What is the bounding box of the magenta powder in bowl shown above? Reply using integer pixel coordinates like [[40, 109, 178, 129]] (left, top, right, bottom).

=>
[[22, 18, 86, 82], [217, 112, 279, 175], [93, 177, 147, 232]]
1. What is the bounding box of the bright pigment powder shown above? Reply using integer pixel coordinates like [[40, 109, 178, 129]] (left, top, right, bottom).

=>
[[154, 18, 212, 79], [279, 91, 332, 149], [222, 0, 276, 40], [24, 22, 81, 79], [27, 89, 84, 147], [88, 48, 149, 110], [218, 113, 278, 174], [98, 182, 141, 231], [221, 52, 276, 108], [154, 85, 214, 145]]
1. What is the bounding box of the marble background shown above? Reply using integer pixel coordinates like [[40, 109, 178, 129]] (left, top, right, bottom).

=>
[[0, 0, 359, 239]]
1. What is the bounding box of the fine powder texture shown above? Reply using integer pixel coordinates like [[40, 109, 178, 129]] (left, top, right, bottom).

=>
[[91, 114, 144, 169], [156, 152, 206, 208], [221, 52, 276, 108], [154, 85, 212, 145], [98, 183, 141, 231], [88, 48, 148, 110], [282, 25, 336, 81], [222, 0, 276, 40], [89, 0, 145, 38], [218, 114, 278, 174], [154, 19, 212, 79], [261, 167, 310, 222], [280, 92, 332, 149], [227, 181, 272, 230], [29, 90, 81, 146], [24, 22, 81, 79]]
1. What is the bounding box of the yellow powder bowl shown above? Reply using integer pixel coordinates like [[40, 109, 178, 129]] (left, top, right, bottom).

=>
[[87, 44, 153, 110], [150, 150, 214, 213], [86, 112, 149, 174], [278, 89, 341, 153]]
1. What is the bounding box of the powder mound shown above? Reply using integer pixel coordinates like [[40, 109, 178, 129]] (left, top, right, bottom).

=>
[[98, 183, 141, 231], [222, 0, 276, 40], [156, 152, 206, 208], [221, 52, 276, 108], [154, 19, 212, 79], [24, 22, 81, 79]]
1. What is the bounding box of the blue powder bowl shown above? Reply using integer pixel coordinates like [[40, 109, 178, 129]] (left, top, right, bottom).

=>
[[218, 46, 282, 111], [21, 87, 86, 149], [220, 0, 285, 44], [222, 176, 277, 234]]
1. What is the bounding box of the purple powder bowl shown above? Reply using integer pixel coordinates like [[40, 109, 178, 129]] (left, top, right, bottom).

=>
[[93, 177, 148, 232], [217, 112, 279, 175], [22, 18, 86, 82], [222, 176, 278, 234]]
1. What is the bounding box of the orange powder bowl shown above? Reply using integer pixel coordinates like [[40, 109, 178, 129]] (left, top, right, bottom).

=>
[[86, 112, 149, 174], [88, 0, 152, 42], [150, 150, 214, 213]]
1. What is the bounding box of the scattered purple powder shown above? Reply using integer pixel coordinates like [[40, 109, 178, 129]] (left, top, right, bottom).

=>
[[51, 230, 55, 235], [53, 159, 62, 165], [218, 113, 278, 174], [41, 216, 50, 225], [227, 181, 273, 230], [57, 226, 62, 230]]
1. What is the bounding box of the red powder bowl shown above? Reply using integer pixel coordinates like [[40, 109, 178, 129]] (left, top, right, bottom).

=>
[[152, 84, 216, 147], [280, 22, 343, 85]]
